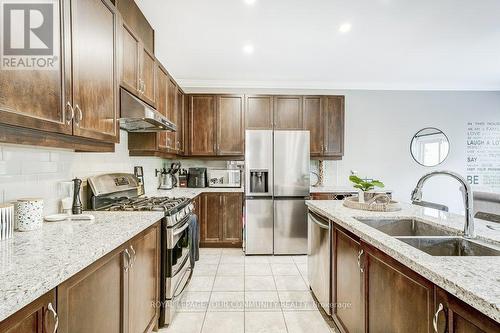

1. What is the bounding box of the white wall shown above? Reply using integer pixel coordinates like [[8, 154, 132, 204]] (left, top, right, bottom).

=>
[[0, 131, 164, 215], [186, 88, 500, 213]]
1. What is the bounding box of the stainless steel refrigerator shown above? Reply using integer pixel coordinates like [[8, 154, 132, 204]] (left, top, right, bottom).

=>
[[245, 130, 310, 255]]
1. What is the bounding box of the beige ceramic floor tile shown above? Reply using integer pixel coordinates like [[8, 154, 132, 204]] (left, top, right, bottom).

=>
[[220, 255, 245, 264], [193, 263, 218, 277], [245, 263, 272, 276], [271, 263, 300, 276], [244, 255, 271, 264], [245, 312, 287, 333], [217, 263, 245, 276], [187, 276, 215, 292], [274, 275, 309, 291], [176, 291, 211, 312], [292, 255, 307, 264], [200, 248, 223, 255], [283, 311, 332, 333], [198, 254, 221, 265], [245, 291, 281, 312], [213, 275, 245, 291], [208, 291, 245, 312], [245, 276, 276, 291], [158, 312, 205, 333], [268, 256, 294, 264], [278, 291, 318, 311], [201, 312, 244, 333]]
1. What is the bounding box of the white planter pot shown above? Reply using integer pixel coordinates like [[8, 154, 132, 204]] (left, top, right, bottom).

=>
[[16, 198, 43, 231]]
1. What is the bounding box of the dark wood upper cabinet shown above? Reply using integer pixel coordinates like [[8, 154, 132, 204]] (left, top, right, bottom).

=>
[[69, 0, 118, 143], [217, 95, 244, 155], [127, 224, 160, 333], [156, 65, 168, 150], [120, 22, 140, 94], [0, 290, 57, 333], [115, 0, 154, 51], [245, 95, 273, 129], [303, 96, 323, 156], [0, 0, 70, 136], [140, 47, 156, 107], [166, 77, 178, 150], [333, 226, 365, 333], [324, 96, 344, 157], [188, 95, 217, 156], [176, 90, 185, 154], [364, 243, 433, 333], [274, 96, 303, 130]]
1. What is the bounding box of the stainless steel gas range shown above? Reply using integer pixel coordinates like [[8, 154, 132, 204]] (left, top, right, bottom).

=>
[[87, 173, 196, 327]]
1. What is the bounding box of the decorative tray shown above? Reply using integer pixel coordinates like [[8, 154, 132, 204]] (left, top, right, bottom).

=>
[[343, 195, 401, 212]]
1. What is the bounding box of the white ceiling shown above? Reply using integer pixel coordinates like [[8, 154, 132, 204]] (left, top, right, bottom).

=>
[[136, 0, 500, 90]]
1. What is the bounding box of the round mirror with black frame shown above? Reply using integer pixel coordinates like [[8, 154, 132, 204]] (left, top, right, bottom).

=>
[[410, 127, 450, 167]]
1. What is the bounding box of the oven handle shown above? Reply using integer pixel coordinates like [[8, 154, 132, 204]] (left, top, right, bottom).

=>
[[173, 217, 191, 236], [173, 266, 194, 299]]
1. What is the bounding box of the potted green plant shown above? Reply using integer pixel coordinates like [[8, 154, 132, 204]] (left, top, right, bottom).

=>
[[349, 175, 385, 203]]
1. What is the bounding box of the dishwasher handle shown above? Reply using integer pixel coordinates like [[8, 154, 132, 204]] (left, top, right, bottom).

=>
[[309, 212, 330, 230]]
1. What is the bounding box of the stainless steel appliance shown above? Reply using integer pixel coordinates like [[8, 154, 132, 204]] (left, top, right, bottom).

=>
[[87, 173, 195, 327], [157, 163, 181, 190], [119, 88, 176, 132], [208, 169, 241, 188], [188, 168, 207, 188], [307, 210, 331, 315], [245, 130, 310, 255]]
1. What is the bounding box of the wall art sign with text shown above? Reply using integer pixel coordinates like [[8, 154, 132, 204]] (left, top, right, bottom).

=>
[[0, 0, 59, 70], [466, 121, 500, 192]]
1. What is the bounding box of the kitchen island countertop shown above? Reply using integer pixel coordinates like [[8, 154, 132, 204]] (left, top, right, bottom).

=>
[[306, 200, 500, 323]]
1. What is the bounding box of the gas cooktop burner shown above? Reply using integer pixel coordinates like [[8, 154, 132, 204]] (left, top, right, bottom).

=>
[[100, 196, 190, 214]]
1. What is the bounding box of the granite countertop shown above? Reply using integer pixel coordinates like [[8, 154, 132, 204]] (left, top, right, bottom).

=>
[[0, 211, 164, 322], [310, 185, 393, 193], [305, 200, 500, 323], [149, 186, 244, 199]]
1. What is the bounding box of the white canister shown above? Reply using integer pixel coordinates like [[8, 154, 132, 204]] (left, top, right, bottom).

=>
[[0, 203, 14, 240], [16, 198, 44, 231]]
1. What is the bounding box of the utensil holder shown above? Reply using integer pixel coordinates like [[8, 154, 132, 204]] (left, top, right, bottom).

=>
[[0, 204, 14, 240], [16, 198, 43, 231]]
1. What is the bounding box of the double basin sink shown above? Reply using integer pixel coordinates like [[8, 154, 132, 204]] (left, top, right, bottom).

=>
[[355, 218, 500, 257]]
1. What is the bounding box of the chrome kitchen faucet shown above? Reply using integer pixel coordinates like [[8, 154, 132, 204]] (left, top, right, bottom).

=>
[[411, 170, 475, 238]]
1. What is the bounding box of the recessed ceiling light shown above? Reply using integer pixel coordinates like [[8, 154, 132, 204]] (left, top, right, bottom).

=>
[[243, 44, 254, 54], [339, 22, 352, 33], [244, 0, 257, 5]]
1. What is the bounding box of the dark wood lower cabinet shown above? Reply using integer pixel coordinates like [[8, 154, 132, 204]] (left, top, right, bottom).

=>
[[0, 290, 57, 333], [364, 244, 433, 333], [327, 216, 500, 333], [199, 192, 243, 247], [333, 226, 364, 333]]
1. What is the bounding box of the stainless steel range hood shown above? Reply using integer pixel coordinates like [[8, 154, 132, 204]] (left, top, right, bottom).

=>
[[119, 88, 176, 132]]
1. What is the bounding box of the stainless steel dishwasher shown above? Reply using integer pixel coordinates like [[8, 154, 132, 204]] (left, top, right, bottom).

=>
[[307, 210, 331, 315]]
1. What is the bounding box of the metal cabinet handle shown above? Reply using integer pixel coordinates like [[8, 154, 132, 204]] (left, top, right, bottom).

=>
[[124, 249, 131, 272], [65, 102, 74, 124], [47, 302, 58, 333], [357, 249, 364, 273], [130, 245, 136, 267], [74, 104, 83, 127], [433, 303, 444, 332]]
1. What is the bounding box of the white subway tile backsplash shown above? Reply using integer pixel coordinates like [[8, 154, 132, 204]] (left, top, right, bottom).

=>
[[21, 161, 58, 174]]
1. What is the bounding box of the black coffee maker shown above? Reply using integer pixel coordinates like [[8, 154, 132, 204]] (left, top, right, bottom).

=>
[[187, 168, 207, 188]]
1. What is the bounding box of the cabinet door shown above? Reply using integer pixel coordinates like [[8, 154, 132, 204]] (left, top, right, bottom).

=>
[[0, 0, 71, 135], [0, 290, 57, 333], [435, 288, 500, 333], [188, 95, 217, 155], [217, 95, 244, 155], [176, 90, 185, 154], [324, 96, 344, 157], [156, 66, 168, 150], [221, 193, 243, 244], [365, 243, 433, 333], [245, 95, 273, 129], [128, 225, 160, 333], [303, 96, 323, 156], [70, 0, 118, 142], [201, 193, 222, 243], [140, 46, 156, 107], [333, 226, 364, 333], [274, 96, 303, 130], [166, 77, 178, 150], [120, 22, 140, 94], [57, 249, 125, 333]]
